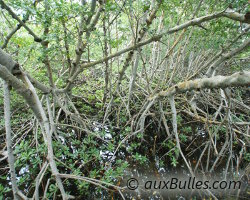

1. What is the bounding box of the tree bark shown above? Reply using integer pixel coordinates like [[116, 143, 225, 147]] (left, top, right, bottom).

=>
[[3, 81, 18, 200]]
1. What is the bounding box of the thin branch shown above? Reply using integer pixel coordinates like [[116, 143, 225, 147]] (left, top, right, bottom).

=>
[[169, 95, 195, 177], [0, 0, 42, 42]]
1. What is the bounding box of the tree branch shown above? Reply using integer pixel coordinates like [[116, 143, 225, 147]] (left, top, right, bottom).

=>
[[169, 95, 194, 176], [0, 65, 44, 121], [64, 9, 247, 92], [3, 81, 19, 199], [0, 0, 42, 42], [150, 71, 250, 100], [223, 10, 250, 24]]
